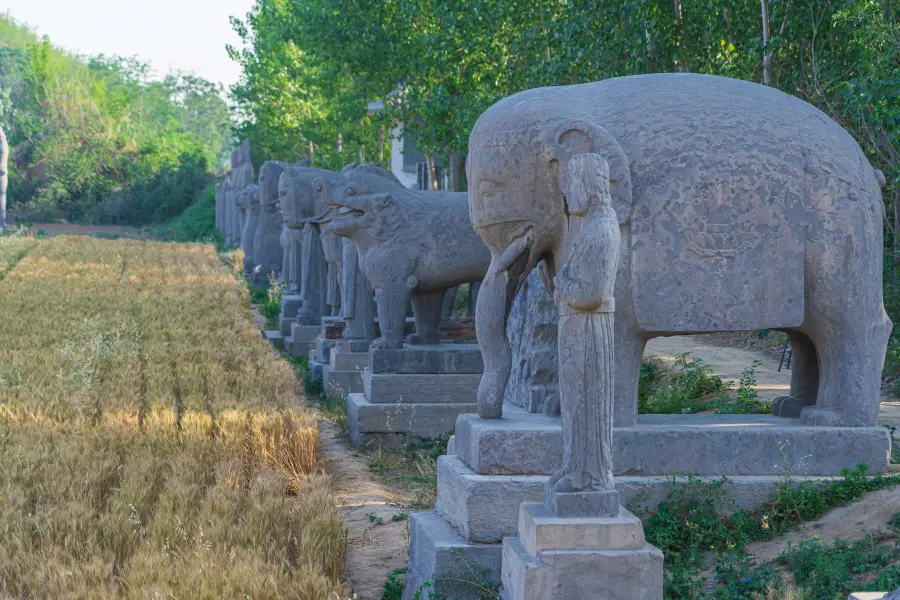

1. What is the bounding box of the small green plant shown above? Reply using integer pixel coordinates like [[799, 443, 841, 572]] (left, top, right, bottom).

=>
[[889, 511, 900, 529], [639, 353, 730, 414], [412, 553, 500, 600], [715, 360, 771, 414], [381, 568, 407, 600], [884, 424, 899, 464], [391, 513, 410, 522], [368, 513, 385, 525]]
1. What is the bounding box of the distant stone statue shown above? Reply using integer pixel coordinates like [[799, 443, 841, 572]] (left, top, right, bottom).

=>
[[223, 180, 236, 246], [341, 237, 376, 342], [253, 161, 287, 283], [237, 184, 260, 276], [322, 230, 344, 317], [546, 153, 620, 516], [314, 164, 491, 350]]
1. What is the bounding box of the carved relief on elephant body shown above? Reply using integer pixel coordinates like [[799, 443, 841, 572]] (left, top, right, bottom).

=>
[[315, 164, 492, 350], [469, 73, 891, 427]]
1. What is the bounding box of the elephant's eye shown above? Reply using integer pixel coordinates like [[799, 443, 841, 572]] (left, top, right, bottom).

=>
[[345, 187, 359, 196]]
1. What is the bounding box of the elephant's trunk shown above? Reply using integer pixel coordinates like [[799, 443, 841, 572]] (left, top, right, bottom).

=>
[[475, 247, 533, 419]]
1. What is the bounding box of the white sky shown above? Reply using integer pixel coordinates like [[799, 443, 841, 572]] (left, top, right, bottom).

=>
[[3, 0, 255, 88]]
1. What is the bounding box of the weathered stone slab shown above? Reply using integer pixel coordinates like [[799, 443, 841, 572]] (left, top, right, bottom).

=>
[[314, 335, 338, 364], [455, 406, 891, 477], [323, 365, 363, 400], [281, 294, 302, 318], [369, 343, 483, 374], [346, 393, 475, 449], [307, 359, 325, 383], [402, 512, 502, 600], [364, 369, 481, 404], [849, 594, 893, 600], [436, 454, 842, 543], [263, 330, 284, 351], [518, 503, 646, 556], [291, 324, 320, 344], [329, 347, 369, 371], [501, 534, 663, 600]]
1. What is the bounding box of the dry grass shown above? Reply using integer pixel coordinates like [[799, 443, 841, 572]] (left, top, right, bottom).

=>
[[0, 237, 347, 598], [0, 235, 36, 278]]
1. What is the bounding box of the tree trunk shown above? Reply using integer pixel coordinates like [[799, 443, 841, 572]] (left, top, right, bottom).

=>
[[449, 150, 460, 192], [378, 127, 385, 167], [337, 133, 343, 153], [0, 126, 7, 229], [426, 153, 439, 191], [674, 0, 686, 72], [309, 140, 315, 165], [359, 145, 365, 164], [761, 0, 772, 85]]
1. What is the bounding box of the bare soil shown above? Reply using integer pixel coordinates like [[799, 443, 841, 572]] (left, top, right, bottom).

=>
[[319, 418, 411, 600]]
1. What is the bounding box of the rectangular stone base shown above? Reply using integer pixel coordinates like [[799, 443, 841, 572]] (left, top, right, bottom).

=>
[[322, 365, 363, 400], [284, 324, 319, 357], [435, 454, 837, 543], [370, 343, 483, 374], [307, 360, 325, 383], [456, 405, 891, 477], [330, 347, 369, 371], [279, 317, 294, 336], [402, 512, 502, 600], [281, 295, 302, 318], [314, 335, 337, 364], [346, 393, 475, 449], [501, 535, 663, 600], [364, 368, 481, 404], [263, 330, 284, 351]]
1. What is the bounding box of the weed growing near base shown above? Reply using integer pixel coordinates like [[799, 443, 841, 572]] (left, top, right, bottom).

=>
[[366, 432, 452, 508], [0, 237, 347, 598], [638, 463, 900, 598]]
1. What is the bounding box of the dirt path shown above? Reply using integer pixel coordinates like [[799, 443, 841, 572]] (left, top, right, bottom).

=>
[[319, 418, 410, 599], [643, 335, 900, 428]]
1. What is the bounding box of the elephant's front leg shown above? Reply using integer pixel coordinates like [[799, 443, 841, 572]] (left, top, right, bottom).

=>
[[772, 330, 819, 418], [371, 284, 413, 350], [409, 290, 446, 345]]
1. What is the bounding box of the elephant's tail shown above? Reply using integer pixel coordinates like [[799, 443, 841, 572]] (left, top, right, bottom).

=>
[[874, 169, 887, 189]]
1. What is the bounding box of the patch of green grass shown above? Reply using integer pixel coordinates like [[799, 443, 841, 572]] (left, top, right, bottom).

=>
[[713, 361, 771, 414], [391, 512, 410, 522], [147, 184, 225, 250], [639, 353, 731, 414], [367, 432, 452, 508], [639, 463, 900, 598], [381, 568, 407, 600], [884, 424, 900, 464], [368, 512, 385, 525]]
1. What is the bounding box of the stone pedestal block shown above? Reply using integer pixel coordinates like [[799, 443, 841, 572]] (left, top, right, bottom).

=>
[[456, 406, 891, 477], [307, 359, 325, 383], [279, 317, 294, 337], [501, 503, 663, 600], [323, 365, 363, 400], [263, 330, 284, 351], [402, 512, 502, 600], [285, 324, 319, 357], [370, 343, 483, 374], [314, 335, 338, 364], [330, 347, 369, 371], [347, 393, 475, 449], [364, 368, 481, 404], [433, 454, 836, 544], [281, 294, 303, 318]]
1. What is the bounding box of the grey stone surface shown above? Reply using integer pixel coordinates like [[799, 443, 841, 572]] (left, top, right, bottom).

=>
[[285, 323, 320, 357], [229, 140, 255, 246], [347, 393, 475, 449], [322, 230, 343, 316], [504, 269, 559, 414], [364, 368, 481, 404], [281, 295, 302, 318], [370, 343, 484, 374], [455, 405, 891, 477], [330, 347, 369, 371], [263, 330, 284, 351], [314, 163, 491, 350], [323, 365, 363, 400], [307, 359, 324, 383], [501, 534, 663, 600], [252, 161, 287, 284], [340, 238, 377, 343], [519, 503, 646, 555], [435, 454, 840, 543], [236, 184, 260, 275], [402, 512, 502, 600], [468, 73, 892, 427], [314, 335, 338, 364]]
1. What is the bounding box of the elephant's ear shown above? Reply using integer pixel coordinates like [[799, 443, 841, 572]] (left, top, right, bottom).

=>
[[545, 119, 633, 225]]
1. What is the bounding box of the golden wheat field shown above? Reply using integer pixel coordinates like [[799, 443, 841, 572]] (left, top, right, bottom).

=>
[[0, 236, 347, 598]]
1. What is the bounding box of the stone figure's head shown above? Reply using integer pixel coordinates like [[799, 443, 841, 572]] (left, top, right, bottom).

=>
[[259, 161, 288, 213], [312, 163, 405, 241], [279, 165, 337, 229], [467, 96, 633, 418], [239, 184, 260, 216]]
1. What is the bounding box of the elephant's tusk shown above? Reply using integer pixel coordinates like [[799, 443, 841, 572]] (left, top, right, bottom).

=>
[[496, 229, 535, 274]]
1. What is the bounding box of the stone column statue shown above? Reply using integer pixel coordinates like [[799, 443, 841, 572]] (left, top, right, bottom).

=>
[[323, 231, 344, 316], [546, 152, 621, 517], [341, 237, 376, 342]]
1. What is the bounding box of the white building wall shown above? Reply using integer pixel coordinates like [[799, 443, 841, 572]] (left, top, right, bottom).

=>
[[389, 125, 418, 189]]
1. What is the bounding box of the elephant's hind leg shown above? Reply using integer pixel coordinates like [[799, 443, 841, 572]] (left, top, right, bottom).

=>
[[409, 290, 446, 346], [772, 330, 819, 418]]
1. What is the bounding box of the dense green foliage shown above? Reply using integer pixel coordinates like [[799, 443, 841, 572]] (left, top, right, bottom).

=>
[[0, 15, 231, 224]]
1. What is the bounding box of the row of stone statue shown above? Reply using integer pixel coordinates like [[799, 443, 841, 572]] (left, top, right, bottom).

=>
[[214, 141, 490, 351]]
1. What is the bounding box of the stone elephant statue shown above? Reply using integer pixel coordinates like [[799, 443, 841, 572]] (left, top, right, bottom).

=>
[[314, 163, 492, 350], [468, 73, 891, 427]]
